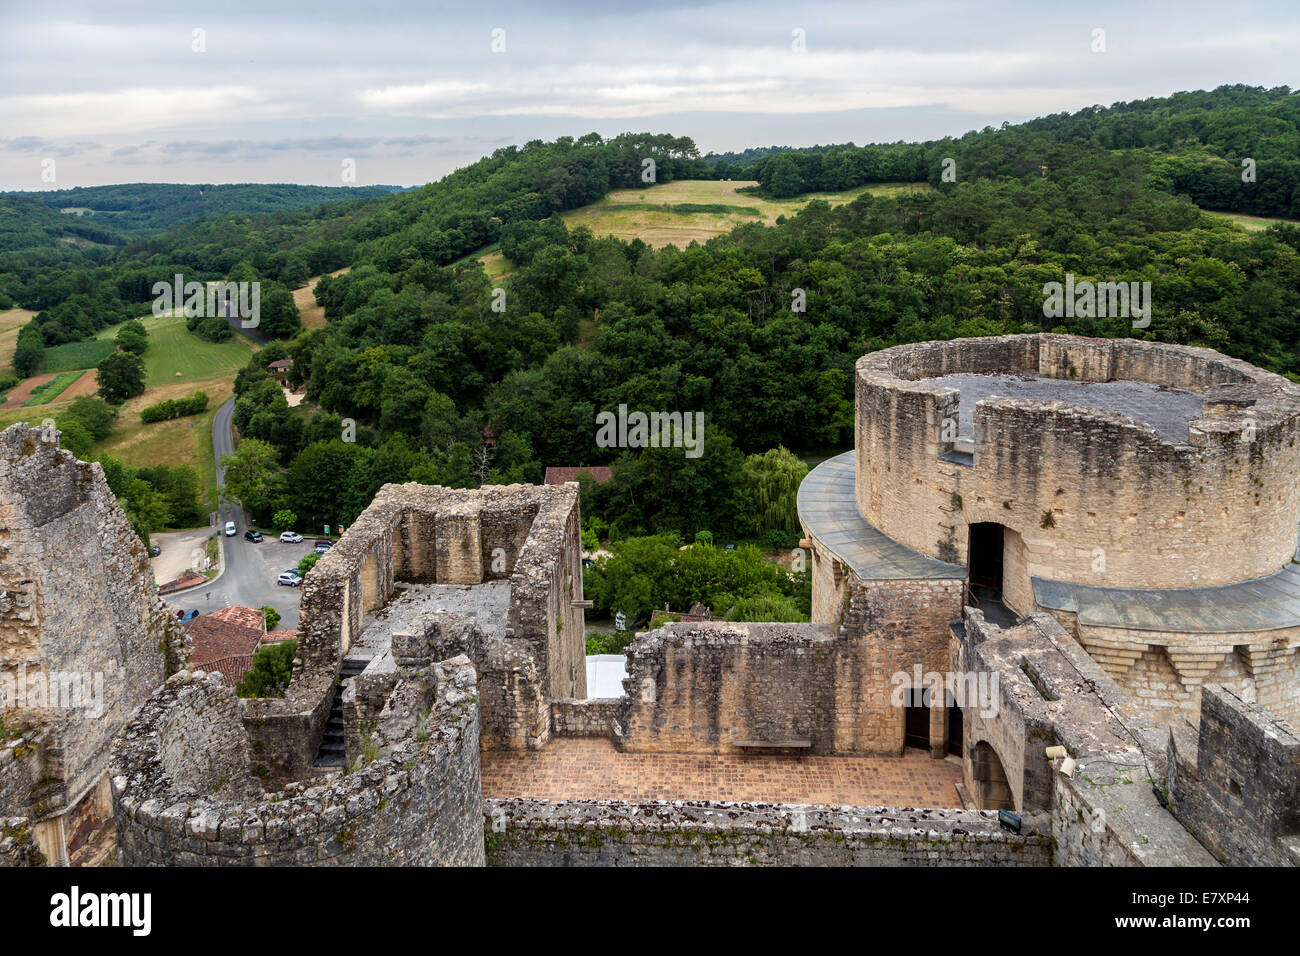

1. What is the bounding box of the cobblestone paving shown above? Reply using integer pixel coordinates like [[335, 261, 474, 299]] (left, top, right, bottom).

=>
[[924, 372, 1205, 441], [481, 738, 964, 807]]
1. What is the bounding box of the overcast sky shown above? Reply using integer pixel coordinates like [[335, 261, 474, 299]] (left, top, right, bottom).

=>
[[1, 0, 1297, 190]]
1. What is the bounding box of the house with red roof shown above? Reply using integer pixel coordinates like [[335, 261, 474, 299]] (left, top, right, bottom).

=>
[[182, 604, 267, 686]]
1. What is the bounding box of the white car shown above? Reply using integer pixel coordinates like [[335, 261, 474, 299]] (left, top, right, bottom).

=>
[[279, 531, 303, 543], [224, 521, 237, 536], [277, 570, 303, 587]]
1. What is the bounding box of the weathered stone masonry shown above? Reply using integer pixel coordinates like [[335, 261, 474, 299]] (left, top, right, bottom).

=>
[[0, 423, 188, 864], [485, 799, 1052, 867], [110, 657, 484, 866]]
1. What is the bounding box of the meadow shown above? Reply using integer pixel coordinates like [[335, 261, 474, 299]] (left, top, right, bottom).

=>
[[555, 179, 931, 247], [91, 311, 254, 387], [1204, 209, 1300, 232], [42, 339, 116, 372]]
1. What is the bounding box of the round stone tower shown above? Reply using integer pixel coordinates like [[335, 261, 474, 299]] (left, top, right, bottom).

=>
[[855, 334, 1300, 612]]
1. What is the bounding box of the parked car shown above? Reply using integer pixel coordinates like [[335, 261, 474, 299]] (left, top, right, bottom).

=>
[[244, 529, 263, 542], [224, 521, 237, 536], [277, 570, 303, 587], [149, 544, 161, 557], [313, 539, 333, 554], [280, 531, 303, 543], [176, 609, 199, 622]]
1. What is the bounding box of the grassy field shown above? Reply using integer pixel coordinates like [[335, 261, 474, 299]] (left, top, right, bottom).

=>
[[43, 339, 116, 372], [0, 377, 236, 511], [92, 311, 255, 387], [0, 308, 36, 376], [1204, 210, 1300, 232], [93, 379, 235, 509], [0, 311, 252, 513], [555, 179, 931, 248], [294, 267, 350, 330]]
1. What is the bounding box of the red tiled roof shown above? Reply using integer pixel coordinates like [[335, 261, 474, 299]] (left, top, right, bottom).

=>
[[198, 654, 256, 686], [209, 604, 266, 634], [544, 466, 612, 485], [267, 359, 294, 369], [184, 615, 263, 667], [263, 629, 297, 645]]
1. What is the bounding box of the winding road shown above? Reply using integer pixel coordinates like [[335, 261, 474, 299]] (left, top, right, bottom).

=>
[[175, 396, 314, 628]]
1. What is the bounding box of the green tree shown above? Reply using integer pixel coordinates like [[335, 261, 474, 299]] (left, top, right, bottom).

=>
[[297, 552, 320, 576], [272, 509, 298, 531], [236, 640, 296, 698], [115, 319, 149, 355], [219, 438, 281, 511], [256, 282, 302, 338], [12, 322, 43, 378], [95, 351, 146, 404], [742, 447, 808, 537], [56, 417, 94, 458], [263, 605, 281, 630], [61, 396, 115, 440]]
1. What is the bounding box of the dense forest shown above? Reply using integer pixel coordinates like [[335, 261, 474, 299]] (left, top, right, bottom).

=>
[[4, 182, 404, 238], [5, 87, 1300, 580]]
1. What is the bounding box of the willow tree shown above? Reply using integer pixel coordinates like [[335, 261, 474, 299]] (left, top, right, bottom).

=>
[[743, 447, 807, 537]]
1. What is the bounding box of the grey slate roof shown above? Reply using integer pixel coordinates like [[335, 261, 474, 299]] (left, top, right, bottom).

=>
[[796, 451, 965, 581], [1031, 566, 1300, 635]]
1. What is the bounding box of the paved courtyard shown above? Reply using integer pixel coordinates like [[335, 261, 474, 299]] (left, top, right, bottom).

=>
[[481, 738, 964, 807]]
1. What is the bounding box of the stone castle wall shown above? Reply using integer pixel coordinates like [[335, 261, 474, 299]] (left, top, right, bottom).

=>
[[0, 817, 44, 866], [1165, 685, 1300, 866], [243, 481, 587, 781], [954, 609, 1216, 866], [0, 423, 187, 862], [111, 658, 484, 866], [615, 577, 961, 758], [484, 798, 1053, 866], [1041, 615, 1300, 727], [856, 335, 1300, 591]]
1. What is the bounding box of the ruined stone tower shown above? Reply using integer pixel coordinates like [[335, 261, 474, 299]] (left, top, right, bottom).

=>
[[0, 423, 187, 864]]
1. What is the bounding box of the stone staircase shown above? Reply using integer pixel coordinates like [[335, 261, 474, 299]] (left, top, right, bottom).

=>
[[313, 658, 367, 768]]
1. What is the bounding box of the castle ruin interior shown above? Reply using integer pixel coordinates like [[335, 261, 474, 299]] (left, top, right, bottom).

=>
[[4, 334, 1300, 866]]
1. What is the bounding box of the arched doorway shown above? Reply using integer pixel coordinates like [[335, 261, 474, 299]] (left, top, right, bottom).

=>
[[967, 522, 1004, 595], [971, 740, 1015, 811]]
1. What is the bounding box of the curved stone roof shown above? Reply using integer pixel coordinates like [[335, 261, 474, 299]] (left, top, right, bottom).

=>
[[1031, 565, 1300, 634], [796, 451, 964, 581]]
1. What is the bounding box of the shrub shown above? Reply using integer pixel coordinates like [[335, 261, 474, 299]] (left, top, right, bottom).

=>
[[187, 313, 232, 342], [585, 631, 633, 655], [263, 605, 281, 630], [62, 396, 115, 440], [140, 390, 209, 424], [115, 320, 149, 355], [236, 640, 296, 698]]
